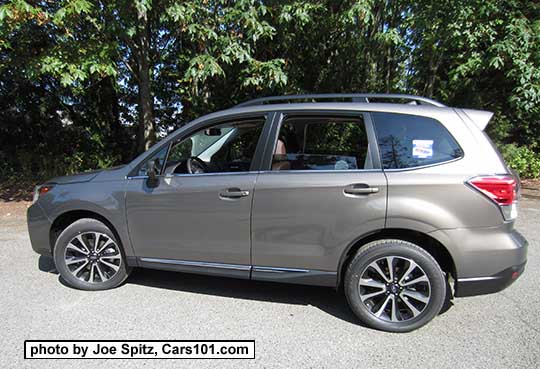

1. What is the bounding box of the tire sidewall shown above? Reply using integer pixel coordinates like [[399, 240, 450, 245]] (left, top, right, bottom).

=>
[[53, 218, 129, 291], [345, 240, 446, 332]]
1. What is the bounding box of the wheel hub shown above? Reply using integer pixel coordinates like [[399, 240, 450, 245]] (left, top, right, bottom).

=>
[[387, 283, 400, 295]]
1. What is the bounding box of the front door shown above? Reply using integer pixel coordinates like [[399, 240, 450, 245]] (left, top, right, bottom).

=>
[[125, 116, 267, 277]]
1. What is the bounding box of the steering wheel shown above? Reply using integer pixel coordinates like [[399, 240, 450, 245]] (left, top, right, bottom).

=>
[[186, 157, 209, 174]]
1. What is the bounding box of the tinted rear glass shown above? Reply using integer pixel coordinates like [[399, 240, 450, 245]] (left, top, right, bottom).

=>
[[372, 112, 463, 169], [272, 116, 370, 171]]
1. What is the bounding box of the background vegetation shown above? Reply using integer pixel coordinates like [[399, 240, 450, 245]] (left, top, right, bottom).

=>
[[1, 0, 539, 181]]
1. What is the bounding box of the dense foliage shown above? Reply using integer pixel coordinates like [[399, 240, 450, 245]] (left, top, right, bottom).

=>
[[1, 0, 539, 179]]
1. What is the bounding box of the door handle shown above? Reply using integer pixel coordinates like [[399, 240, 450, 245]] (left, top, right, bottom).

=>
[[219, 188, 250, 199], [344, 184, 379, 195]]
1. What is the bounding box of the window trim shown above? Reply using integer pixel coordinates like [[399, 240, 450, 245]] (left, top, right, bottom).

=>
[[370, 111, 465, 171], [260, 110, 382, 173]]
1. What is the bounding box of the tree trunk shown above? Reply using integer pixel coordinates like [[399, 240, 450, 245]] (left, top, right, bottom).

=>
[[98, 77, 128, 162], [365, 1, 384, 90], [135, 4, 156, 153], [424, 50, 442, 98]]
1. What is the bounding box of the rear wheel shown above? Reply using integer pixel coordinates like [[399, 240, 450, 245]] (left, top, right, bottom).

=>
[[344, 239, 446, 332], [53, 218, 131, 290]]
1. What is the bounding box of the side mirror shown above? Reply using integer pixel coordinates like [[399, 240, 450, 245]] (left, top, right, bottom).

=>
[[146, 159, 159, 188]]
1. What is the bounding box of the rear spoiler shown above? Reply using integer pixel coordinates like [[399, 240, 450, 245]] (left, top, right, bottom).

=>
[[461, 109, 494, 131]]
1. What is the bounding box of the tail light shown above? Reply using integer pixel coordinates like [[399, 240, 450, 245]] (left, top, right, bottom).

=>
[[467, 175, 518, 220]]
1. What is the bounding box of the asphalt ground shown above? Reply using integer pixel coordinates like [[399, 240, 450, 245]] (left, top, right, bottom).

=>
[[1, 198, 539, 368]]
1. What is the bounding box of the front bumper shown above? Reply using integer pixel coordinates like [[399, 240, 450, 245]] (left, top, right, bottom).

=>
[[27, 203, 52, 256]]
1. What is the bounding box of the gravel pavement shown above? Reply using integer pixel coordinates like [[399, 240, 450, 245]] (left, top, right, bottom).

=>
[[1, 198, 539, 368]]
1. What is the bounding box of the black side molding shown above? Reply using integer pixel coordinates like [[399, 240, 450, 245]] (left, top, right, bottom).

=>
[[455, 262, 526, 297], [251, 266, 336, 287]]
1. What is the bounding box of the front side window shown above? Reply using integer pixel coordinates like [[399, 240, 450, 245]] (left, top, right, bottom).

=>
[[163, 118, 265, 175], [138, 146, 168, 177], [271, 116, 371, 171], [372, 112, 463, 169]]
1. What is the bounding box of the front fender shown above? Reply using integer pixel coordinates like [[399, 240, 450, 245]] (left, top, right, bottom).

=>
[[38, 180, 135, 258]]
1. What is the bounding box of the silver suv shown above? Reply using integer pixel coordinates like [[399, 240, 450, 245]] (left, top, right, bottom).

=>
[[28, 94, 527, 332]]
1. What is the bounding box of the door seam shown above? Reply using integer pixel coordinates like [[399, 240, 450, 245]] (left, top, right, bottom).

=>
[[248, 173, 260, 279]]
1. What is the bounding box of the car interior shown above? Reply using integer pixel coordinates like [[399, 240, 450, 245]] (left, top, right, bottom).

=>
[[143, 116, 373, 176], [271, 116, 372, 171], [162, 119, 264, 175]]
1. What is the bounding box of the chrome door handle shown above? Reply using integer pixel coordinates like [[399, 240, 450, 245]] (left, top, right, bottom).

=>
[[219, 188, 250, 199], [344, 184, 379, 195]]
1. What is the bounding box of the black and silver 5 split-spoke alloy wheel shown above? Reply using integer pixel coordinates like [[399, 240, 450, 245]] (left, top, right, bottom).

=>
[[54, 218, 131, 290], [65, 232, 122, 283], [345, 239, 446, 332], [359, 256, 431, 322]]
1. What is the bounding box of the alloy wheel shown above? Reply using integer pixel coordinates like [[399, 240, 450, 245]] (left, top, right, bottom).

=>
[[63, 232, 122, 284], [358, 256, 431, 322]]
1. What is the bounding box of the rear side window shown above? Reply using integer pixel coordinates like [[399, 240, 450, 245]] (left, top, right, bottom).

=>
[[271, 116, 371, 171], [372, 112, 463, 169]]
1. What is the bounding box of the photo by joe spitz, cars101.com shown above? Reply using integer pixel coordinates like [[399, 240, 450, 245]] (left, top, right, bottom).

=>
[[28, 93, 527, 333]]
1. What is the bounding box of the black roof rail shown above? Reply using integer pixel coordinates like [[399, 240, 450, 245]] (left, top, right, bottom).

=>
[[235, 93, 445, 108]]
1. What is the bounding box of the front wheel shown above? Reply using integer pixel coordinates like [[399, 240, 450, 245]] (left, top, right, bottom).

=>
[[53, 218, 131, 290], [344, 239, 446, 332]]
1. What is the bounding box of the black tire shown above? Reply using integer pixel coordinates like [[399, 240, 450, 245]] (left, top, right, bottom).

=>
[[344, 239, 446, 332], [53, 218, 131, 291]]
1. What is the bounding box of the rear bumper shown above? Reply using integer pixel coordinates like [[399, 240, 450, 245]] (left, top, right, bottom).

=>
[[455, 261, 526, 297], [27, 203, 52, 256], [453, 229, 528, 297]]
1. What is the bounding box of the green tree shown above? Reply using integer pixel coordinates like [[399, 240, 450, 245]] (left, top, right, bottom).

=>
[[1, 0, 539, 180], [1, 0, 287, 152]]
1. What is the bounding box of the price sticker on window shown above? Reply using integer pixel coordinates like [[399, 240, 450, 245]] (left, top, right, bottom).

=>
[[412, 140, 434, 158]]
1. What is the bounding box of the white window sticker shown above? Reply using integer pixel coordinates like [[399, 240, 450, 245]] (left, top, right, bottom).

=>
[[412, 140, 433, 158]]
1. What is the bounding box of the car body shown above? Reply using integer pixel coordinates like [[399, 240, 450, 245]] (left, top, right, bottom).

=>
[[28, 94, 527, 332]]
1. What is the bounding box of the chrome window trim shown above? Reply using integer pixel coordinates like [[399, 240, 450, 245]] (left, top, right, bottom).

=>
[[127, 171, 260, 180], [258, 169, 383, 175], [163, 171, 260, 178], [381, 156, 464, 172]]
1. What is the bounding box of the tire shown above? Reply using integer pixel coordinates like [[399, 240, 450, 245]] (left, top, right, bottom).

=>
[[53, 218, 131, 291], [344, 239, 446, 332]]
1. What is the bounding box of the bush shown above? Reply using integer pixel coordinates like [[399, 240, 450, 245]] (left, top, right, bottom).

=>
[[500, 144, 540, 179]]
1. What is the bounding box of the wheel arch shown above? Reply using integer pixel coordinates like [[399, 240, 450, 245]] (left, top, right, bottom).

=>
[[49, 210, 129, 261], [337, 228, 456, 288]]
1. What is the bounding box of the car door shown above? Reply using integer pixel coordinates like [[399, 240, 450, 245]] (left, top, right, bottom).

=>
[[125, 115, 269, 278], [251, 112, 387, 286]]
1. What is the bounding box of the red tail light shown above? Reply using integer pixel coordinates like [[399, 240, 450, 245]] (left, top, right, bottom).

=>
[[468, 176, 516, 205], [467, 175, 518, 220]]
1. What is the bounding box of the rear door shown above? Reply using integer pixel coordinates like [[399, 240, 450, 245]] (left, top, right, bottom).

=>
[[250, 111, 387, 285]]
